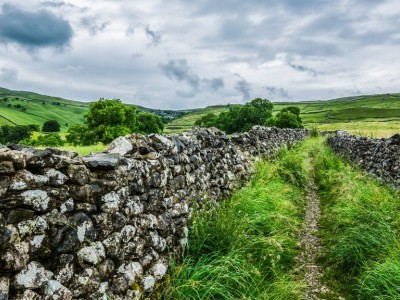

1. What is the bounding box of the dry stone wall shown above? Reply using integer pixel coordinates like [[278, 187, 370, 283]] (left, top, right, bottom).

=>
[[327, 131, 400, 188], [0, 126, 308, 300]]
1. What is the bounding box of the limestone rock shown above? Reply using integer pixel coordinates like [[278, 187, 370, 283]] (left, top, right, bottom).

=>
[[14, 261, 53, 289]]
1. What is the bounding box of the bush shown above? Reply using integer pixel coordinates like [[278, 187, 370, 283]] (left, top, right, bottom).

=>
[[267, 106, 303, 129], [0, 125, 35, 144], [42, 120, 61, 132], [34, 133, 65, 147], [195, 98, 274, 134]]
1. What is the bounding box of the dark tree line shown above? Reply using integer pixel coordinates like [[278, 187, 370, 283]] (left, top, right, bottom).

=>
[[195, 98, 303, 134]]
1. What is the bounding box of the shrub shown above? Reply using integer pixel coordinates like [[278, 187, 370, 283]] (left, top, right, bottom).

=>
[[42, 120, 61, 132]]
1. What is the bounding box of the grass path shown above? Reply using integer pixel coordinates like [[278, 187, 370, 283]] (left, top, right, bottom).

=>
[[297, 174, 328, 299], [161, 137, 400, 299]]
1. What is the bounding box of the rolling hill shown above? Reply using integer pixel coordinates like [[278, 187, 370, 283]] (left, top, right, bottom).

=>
[[1, 87, 399, 137]]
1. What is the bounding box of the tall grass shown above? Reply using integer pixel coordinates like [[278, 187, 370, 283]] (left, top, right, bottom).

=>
[[159, 142, 311, 299], [313, 138, 400, 299]]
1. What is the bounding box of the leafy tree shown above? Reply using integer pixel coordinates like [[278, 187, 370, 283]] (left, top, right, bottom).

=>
[[268, 106, 303, 129], [194, 113, 218, 128], [195, 98, 274, 134], [0, 125, 35, 144], [36, 133, 64, 147], [66, 98, 164, 146], [137, 112, 164, 134], [66, 124, 96, 146], [42, 120, 61, 132]]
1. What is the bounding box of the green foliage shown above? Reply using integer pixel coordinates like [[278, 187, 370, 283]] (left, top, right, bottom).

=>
[[85, 98, 137, 131], [160, 144, 308, 299], [66, 124, 96, 146], [0, 124, 36, 144], [137, 112, 164, 134], [268, 106, 304, 129], [66, 98, 165, 146], [42, 120, 61, 132], [25, 133, 65, 147], [195, 98, 274, 134]]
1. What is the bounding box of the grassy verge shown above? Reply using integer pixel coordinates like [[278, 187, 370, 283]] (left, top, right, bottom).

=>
[[157, 141, 314, 299], [313, 138, 400, 299]]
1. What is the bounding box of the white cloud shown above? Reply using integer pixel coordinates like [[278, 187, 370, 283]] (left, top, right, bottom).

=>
[[0, 0, 399, 108]]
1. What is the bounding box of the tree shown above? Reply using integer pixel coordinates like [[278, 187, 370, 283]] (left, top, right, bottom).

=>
[[32, 133, 65, 147], [42, 120, 61, 132], [66, 124, 96, 146], [83, 98, 137, 144], [137, 112, 164, 134], [194, 98, 274, 134], [0, 125, 36, 144], [268, 106, 303, 129], [66, 98, 164, 146]]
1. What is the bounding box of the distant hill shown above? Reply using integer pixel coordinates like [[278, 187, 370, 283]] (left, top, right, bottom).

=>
[[0, 87, 185, 131], [164, 93, 400, 134], [1, 87, 399, 135]]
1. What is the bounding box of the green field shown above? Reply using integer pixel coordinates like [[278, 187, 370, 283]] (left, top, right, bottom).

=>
[[0, 87, 88, 131], [1, 87, 399, 139], [165, 93, 400, 137]]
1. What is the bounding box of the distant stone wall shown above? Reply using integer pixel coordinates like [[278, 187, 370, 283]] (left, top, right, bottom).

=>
[[327, 131, 400, 187], [0, 126, 308, 299]]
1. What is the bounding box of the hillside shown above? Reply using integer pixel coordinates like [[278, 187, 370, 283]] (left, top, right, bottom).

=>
[[164, 93, 400, 135], [0, 87, 185, 132], [0, 87, 89, 131], [1, 87, 399, 137]]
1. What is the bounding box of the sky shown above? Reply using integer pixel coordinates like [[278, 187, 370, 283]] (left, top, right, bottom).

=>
[[0, 0, 399, 109]]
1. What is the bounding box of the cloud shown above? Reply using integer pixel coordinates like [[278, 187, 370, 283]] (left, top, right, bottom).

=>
[[81, 16, 110, 35], [0, 3, 73, 49], [202, 78, 224, 91], [288, 63, 318, 76], [0, 67, 18, 82], [234, 75, 252, 101], [41, 1, 75, 9], [145, 25, 161, 46], [264, 86, 292, 100], [159, 59, 200, 89]]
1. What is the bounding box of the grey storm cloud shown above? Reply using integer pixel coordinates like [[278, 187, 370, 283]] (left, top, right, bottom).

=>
[[159, 59, 225, 97], [288, 63, 318, 77], [81, 16, 110, 35], [234, 75, 251, 101], [0, 3, 73, 49], [159, 59, 200, 89], [145, 26, 161, 46], [264, 86, 291, 100], [202, 78, 224, 91], [0, 67, 18, 83]]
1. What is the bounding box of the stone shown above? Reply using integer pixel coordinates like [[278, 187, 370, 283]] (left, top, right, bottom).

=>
[[57, 213, 96, 253], [66, 164, 90, 185], [77, 242, 106, 266], [151, 261, 168, 280], [17, 216, 48, 237], [0, 277, 9, 300], [0, 161, 14, 174], [1, 242, 30, 271], [105, 136, 133, 156], [45, 169, 69, 186], [44, 280, 73, 300], [6, 209, 35, 223], [20, 190, 50, 211], [14, 290, 41, 300], [117, 262, 143, 285], [14, 261, 53, 289], [82, 153, 121, 169], [101, 191, 121, 213]]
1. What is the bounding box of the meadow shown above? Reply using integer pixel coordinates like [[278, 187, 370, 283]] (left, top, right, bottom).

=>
[[158, 137, 400, 299]]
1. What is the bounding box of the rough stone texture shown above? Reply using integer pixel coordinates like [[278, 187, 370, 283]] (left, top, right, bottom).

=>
[[0, 126, 308, 299], [327, 131, 400, 188]]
